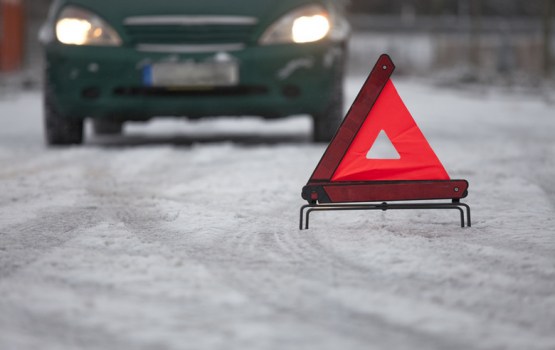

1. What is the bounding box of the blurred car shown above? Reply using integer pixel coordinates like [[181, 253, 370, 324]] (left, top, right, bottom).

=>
[[40, 0, 350, 145]]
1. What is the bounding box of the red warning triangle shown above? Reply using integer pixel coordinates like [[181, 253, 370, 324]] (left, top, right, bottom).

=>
[[308, 54, 450, 184], [302, 54, 470, 225], [331, 79, 449, 181]]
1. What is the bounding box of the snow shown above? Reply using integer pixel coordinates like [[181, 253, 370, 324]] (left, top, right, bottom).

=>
[[1, 69, 555, 349]]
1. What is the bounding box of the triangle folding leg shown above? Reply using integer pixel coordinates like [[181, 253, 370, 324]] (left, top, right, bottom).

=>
[[300, 54, 470, 229]]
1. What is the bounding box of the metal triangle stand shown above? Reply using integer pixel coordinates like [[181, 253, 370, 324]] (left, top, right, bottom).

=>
[[300, 200, 471, 230]]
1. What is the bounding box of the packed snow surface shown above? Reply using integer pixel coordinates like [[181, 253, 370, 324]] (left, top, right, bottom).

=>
[[0, 74, 554, 350]]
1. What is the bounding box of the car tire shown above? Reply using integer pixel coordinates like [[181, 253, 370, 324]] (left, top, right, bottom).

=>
[[44, 87, 84, 145], [312, 99, 343, 143], [93, 119, 123, 135], [311, 65, 344, 143]]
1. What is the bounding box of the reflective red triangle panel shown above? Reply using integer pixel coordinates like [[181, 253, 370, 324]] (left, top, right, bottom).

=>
[[331, 80, 450, 181]]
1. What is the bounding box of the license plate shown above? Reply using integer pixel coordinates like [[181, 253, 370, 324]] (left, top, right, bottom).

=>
[[143, 62, 239, 87]]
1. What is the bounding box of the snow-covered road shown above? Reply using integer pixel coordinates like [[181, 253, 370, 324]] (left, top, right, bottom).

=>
[[0, 74, 554, 350]]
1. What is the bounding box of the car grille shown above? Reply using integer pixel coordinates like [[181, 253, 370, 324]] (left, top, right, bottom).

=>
[[124, 24, 256, 45], [113, 86, 268, 97]]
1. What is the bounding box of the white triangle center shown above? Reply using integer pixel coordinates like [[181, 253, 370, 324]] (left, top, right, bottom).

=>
[[366, 130, 401, 159]]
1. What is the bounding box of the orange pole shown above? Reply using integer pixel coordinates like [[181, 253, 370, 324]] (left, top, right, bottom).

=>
[[0, 0, 25, 72]]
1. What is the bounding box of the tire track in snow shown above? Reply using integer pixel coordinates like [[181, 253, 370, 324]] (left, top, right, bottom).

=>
[[161, 218, 475, 350], [73, 145, 439, 348], [0, 206, 100, 278], [86, 144, 539, 349], [94, 144, 476, 350], [0, 150, 106, 278]]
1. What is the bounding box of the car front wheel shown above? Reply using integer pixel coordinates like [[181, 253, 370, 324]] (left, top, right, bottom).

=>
[[312, 99, 343, 143], [312, 83, 344, 142], [311, 60, 345, 143], [44, 89, 84, 146]]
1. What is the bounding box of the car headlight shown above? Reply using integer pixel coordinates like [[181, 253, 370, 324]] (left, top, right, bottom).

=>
[[259, 5, 330, 45], [55, 6, 122, 46]]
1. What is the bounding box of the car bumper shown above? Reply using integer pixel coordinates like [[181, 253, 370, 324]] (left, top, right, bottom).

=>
[[45, 41, 345, 120]]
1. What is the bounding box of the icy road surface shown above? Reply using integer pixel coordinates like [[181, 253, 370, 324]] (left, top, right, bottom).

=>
[[0, 77, 554, 350]]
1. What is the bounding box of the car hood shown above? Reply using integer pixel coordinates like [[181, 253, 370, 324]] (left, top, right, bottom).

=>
[[55, 0, 325, 25]]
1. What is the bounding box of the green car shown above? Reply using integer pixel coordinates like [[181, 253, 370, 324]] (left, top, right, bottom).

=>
[[40, 0, 350, 145]]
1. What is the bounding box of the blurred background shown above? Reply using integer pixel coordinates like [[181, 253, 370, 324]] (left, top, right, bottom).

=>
[[1, 0, 554, 89]]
